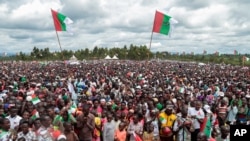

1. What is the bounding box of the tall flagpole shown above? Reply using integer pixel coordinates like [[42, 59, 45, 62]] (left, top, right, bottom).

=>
[[148, 31, 153, 60], [55, 30, 65, 60], [243, 56, 245, 67], [148, 10, 157, 61]]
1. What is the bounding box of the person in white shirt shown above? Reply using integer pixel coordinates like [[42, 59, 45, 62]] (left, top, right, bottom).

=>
[[146, 110, 160, 141], [188, 101, 204, 141], [16, 121, 37, 141], [6, 107, 22, 130]]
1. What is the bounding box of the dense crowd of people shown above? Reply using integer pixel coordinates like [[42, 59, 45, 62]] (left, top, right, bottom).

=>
[[0, 60, 249, 141]]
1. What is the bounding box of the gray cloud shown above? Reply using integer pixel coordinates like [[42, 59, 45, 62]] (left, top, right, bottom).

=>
[[0, 0, 249, 55]]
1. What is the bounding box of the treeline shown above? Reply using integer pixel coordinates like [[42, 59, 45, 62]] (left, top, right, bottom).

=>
[[0, 44, 249, 66], [1, 44, 151, 61]]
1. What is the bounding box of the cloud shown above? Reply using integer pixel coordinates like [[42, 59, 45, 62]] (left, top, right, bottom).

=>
[[0, 0, 249, 54]]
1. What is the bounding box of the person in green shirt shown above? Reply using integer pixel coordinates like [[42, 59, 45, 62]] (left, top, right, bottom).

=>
[[47, 107, 64, 131], [0, 108, 7, 118], [0, 118, 15, 140]]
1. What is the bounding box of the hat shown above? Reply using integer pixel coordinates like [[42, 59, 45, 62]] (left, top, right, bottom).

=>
[[57, 135, 66, 141], [136, 85, 141, 89], [100, 99, 106, 103], [36, 83, 41, 87], [203, 104, 212, 114], [26, 96, 32, 101], [129, 109, 134, 113], [218, 91, 224, 97], [106, 102, 112, 105], [166, 104, 174, 109], [186, 91, 191, 95], [153, 98, 158, 102], [246, 93, 250, 98], [156, 103, 163, 110], [27, 91, 34, 95]]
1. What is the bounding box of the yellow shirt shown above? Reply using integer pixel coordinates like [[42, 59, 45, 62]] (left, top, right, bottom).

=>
[[94, 117, 101, 136], [159, 112, 177, 128], [159, 112, 177, 136]]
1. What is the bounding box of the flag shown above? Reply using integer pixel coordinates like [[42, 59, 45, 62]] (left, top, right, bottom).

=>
[[31, 109, 39, 120], [152, 10, 178, 37], [203, 50, 207, 55], [234, 50, 238, 55], [51, 9, 73, 34], [68, 102, 77, 114], [214, 51, 219, 56], [31, 94, 41, 105], [200, 115, 212, 138], [133, 132, 142, 141]]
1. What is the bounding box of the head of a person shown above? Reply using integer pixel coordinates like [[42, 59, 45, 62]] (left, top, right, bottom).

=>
[[0, 118, 10, 131], [47, 107, 55, 118], [133, 114, 140, 124], [0, 108, 4, 116], [165, 105, 173, 115], [211, 126, 220, 138], [9, 107, 18, 117], [128, 102, 133, 109], [57, 135, 67, 141], [20, 121, 30, 134], [120, 112, 126, 119], [220, 100, 226, 106], [150, 110, 157, 118], [93, 99, 99, 108], [101, 110, 107, 118], [107, 112, 113, 122], [63, 121, 72, 132], [121, 102, 126, 110], [22, 111, 30, 119], [62, 111, 69, 121], [195, 101, 202, 111], [82, 104, 90, 117], [114, 112, 121, 121], [40, 115, 52, 128], [181, 108, 188, 118], [197, 132, 208, 141], [221, 125, 230, 138], [118, 122, 126, 131], [147, 100, 154, 110], [33, 118, 41, 130], [147, 123, 154, 133]]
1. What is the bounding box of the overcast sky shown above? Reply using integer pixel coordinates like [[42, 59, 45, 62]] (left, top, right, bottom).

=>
[[1, 0, 250, 54]]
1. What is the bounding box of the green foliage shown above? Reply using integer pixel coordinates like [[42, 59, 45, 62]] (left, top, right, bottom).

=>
[[0, 45, 249, 66]]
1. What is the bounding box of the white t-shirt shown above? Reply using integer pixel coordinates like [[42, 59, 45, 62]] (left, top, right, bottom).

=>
[[6, 115, 22, 130], [188, 107, 205, 129]]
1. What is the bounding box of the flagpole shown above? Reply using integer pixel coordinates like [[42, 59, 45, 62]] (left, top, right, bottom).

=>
[[147, 10, 158, 62], [148, 31, 154, 60], [243, 56, 245, 67], [55, 30, 65, 60]]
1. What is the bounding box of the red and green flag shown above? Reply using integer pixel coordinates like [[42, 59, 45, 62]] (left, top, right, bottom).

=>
[[200, 115, 212, 138], [152, 11, 178, 36], [51, 9, 73, 34]]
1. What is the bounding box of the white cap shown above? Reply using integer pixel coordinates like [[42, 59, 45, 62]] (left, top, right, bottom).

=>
[[203, 104, 212, 114], [36, 83, 41, 87], [218, 91, 224, 97], [27, 91, 34, 95], [246, 94, 250, 98], [26, 96, 32, 101], [57, 135, 66, 140], [136, 85, 141, 89]]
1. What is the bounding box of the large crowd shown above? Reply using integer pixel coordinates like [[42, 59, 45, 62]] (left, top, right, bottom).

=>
[[0, 60, 249, 141]]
